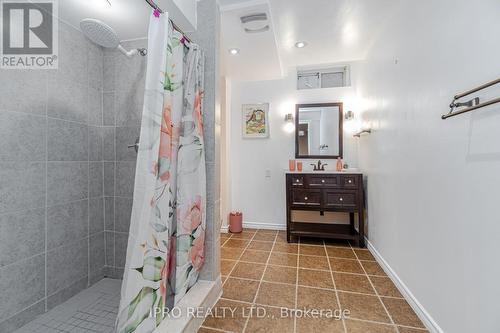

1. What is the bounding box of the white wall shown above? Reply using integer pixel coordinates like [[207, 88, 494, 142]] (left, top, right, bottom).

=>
[[229, 68, 359, 228], [356, 1, 500, 332]]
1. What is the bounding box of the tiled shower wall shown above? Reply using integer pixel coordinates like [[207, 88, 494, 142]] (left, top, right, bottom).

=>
[[0, 21, 106, 331], [102, 39, 147, 279]]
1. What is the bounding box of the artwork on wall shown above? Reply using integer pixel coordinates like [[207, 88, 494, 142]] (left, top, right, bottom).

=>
[[242, 103, 270, 138]]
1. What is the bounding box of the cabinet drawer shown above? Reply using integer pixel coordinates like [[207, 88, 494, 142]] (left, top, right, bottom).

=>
[[324, 191, 357, 209], [306, 175, 340, 187], [291, 175, 304, 186], [341, 175, 358, 188], [291, 189, 321, 206]]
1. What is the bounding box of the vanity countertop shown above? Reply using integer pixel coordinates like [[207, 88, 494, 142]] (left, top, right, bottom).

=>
[[284, 169, 362, 174]]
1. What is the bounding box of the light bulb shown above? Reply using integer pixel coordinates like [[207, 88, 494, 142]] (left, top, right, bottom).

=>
[[284, 122, 295, 133]]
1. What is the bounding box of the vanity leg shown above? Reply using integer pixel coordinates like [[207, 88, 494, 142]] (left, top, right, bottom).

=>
[[349, 213, 355, 234], [358, 209, 365, 248]]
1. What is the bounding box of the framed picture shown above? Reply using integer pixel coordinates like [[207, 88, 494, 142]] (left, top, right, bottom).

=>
[[242, 103, 270, 138]]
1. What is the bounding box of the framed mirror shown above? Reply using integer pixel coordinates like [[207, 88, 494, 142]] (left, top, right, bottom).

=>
[[295, 103, 343, 159]]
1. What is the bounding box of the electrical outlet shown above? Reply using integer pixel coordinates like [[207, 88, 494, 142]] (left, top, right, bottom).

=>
[[265, 169, 271, 178]]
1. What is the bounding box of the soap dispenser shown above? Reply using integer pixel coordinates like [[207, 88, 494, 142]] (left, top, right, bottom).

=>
[[336, 157, 343, 171]]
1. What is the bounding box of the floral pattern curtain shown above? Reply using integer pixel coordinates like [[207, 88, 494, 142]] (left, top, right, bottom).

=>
[[116, 11, 206, 333]]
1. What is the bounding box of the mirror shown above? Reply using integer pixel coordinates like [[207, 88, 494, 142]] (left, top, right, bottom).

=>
[[295, 103, 343, 158]]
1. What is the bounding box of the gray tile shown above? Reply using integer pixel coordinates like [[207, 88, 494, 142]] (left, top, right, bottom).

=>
[[48, 74, 88, 123], [103, 56, 115, 92], [0, 111, 46, 162], [0, 208, 45, 267], [47, 162, 89, 206], [103, 127, 115, 161], [0, 162, 46, 214], [105, 232, 114, 266], [115, 126, 140, 161], [103, 92, 115, 126], [103, 266, 124, 280], [204, 108, 216, 163], [113, 267, 124, 279], [56, 25, 89, 85], [47, 200, 88, 250], [103, 265, 114, 278], [47, 238, 88, 295], [88, 87, 103, 126], [89, 126, 103, 161], [114, 232, 129, 268], [89, 162, 104, 198], [47, 277, 88, 310], [104, 197, 114, 231], [0, 299, 45, 333], [114, 197, 132, 233], [115, 162, 136, 197], [114, 52, 146, 127], [104, 162, 115, 196], [0, 69, 48, 115], [88, 44, 104, 91], [115, 96, 143, 127], [89, 197, 104, 235], [48, 118, 88, 161], [89, 232, 105, 283], [0, 254, 45, 322]]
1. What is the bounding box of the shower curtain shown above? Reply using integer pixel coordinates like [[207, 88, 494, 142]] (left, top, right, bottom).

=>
[[116, 12, 206, 333]]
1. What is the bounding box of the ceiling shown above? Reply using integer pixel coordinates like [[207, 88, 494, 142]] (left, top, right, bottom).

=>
[[55, 0, 152, 41], [220, 0, 395, 81], [55, 0, 197, 42]]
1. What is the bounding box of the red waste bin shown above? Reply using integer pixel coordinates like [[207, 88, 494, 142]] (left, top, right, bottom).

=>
[[229, 212, 243, 233]]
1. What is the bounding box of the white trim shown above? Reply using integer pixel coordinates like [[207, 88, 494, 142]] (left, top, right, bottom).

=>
[[220, 225, 229, 233], [242, 221, 286, 230], [366, 239, 444, 333]]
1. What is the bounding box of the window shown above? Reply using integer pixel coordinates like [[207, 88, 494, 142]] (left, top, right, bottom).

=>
[[297, 66, 350, 90]]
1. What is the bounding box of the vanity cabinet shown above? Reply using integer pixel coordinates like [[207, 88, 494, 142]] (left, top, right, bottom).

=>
[[286, 173, 365, 247]]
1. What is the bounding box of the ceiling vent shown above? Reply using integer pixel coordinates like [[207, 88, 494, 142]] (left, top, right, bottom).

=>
[[240, 13, 269, 33]]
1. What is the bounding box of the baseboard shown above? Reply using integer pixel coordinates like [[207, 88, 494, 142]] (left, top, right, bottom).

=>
[[366, 239, 444, 333], [242, 221, 286, 231], [220, 225, 229, 233]]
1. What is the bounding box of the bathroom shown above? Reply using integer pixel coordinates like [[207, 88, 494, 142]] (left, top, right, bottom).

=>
[[0, 0, 499, 333]]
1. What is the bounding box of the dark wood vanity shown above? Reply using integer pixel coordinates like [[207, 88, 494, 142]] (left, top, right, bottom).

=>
[[286, 172, 365, 247]]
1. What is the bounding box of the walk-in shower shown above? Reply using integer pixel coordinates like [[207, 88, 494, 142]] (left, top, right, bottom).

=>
[[80, 19, 147, 57]]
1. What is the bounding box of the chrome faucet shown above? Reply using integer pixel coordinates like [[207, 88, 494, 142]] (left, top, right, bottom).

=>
[[310, 160, 327, 171]]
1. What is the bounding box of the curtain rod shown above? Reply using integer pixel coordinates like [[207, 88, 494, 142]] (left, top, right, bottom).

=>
[[144, 0, 193, 43]]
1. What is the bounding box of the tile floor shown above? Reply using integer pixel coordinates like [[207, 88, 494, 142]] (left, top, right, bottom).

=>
[[202, 229, 428, 333], [13, 279, 121, 333]]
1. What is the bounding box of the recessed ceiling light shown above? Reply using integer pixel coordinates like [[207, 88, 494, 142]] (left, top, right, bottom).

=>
[[295, 41, 307, 48], [229, 48, 240, 55]]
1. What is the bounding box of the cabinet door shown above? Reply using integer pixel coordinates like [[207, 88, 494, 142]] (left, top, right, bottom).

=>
[[341, 175, 358, 189], [324, 191, 357, 209], [291, 175, 304, 187], [291, 189, 321, 206]]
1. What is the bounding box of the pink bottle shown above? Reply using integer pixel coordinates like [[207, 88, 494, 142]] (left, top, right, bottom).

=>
[[336, 157, 343, 171], [289, 159, 296, 171]]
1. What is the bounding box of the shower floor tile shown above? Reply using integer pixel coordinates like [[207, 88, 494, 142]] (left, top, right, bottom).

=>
[[13, 278, 121, 333]]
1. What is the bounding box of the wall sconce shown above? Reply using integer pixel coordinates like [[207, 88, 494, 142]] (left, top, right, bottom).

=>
[[284, 113, 295, 133], [345, 110, 354, 121]]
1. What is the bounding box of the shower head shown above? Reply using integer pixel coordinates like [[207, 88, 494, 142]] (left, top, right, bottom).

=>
[[80, 18, 147, 58], [80, 19, 119, 48]]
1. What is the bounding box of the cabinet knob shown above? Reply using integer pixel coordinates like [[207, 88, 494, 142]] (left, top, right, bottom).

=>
[[296, 179, 300, 182], [304, 197, 308, 200], [348, 180, 352, 183], [339, 197, 343, 201], [321, 179, 325, 183]]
